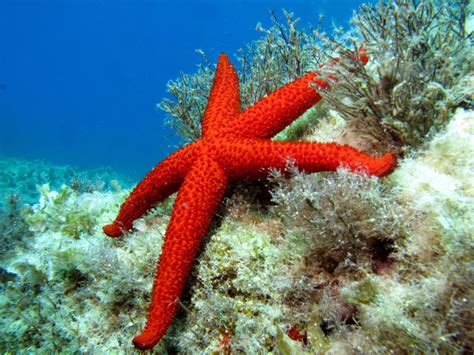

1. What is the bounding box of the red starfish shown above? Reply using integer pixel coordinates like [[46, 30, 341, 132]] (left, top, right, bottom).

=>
[[103, 52, 396, 350]]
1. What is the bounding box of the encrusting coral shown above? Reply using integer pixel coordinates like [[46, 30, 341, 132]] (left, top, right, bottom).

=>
[[103, 51, 396, 350]]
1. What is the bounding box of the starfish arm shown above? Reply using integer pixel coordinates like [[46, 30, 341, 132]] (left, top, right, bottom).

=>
[[201, 53, 241, 138], [103, 142, 201, 237], [215, 139, 397, 179], [133, 155, 228, 350], [229, 72, 325, 139]]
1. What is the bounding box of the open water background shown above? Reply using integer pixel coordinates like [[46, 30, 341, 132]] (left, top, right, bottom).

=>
[[0, 0, 371, 180]]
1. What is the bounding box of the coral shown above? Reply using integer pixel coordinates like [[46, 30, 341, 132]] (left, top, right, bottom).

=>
[[104, 52, 395, 350]]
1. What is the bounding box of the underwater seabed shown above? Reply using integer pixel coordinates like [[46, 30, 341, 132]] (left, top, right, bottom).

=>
[[0, 107, 471, 353], [0, 156, 133, 209], [1, 0, 474, 353]]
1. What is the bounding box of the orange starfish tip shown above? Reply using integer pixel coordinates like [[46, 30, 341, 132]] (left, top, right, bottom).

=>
[[132, 334, 155, 350], [343, 151, 397, 177], [103, 223, 123, 238], [377, 152, 398, 177]]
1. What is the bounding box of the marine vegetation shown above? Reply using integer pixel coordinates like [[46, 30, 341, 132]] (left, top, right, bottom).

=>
[[162, 0, 472, 152], [0, 0, 472, 353], [317, 0, 473, 152]]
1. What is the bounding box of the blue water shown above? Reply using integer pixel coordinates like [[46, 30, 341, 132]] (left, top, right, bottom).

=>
[[0, 0, 371, 180]]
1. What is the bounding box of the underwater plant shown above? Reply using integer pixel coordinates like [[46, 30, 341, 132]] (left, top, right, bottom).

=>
[[0, 181, 170, 353], [316, 0, 473, 153], [159, 11, 322, 143], [0, 193, 31, 262]]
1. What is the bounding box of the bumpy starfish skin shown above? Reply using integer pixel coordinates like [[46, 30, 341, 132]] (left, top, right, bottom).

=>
[[103, 52, 396, 350]]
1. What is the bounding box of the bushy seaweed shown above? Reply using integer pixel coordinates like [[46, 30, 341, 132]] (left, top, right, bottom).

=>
[[159, 11, 325, 143], [0, 194, 31, 262], [316, 0, 473, 153], [270, 166, 409, 278]]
